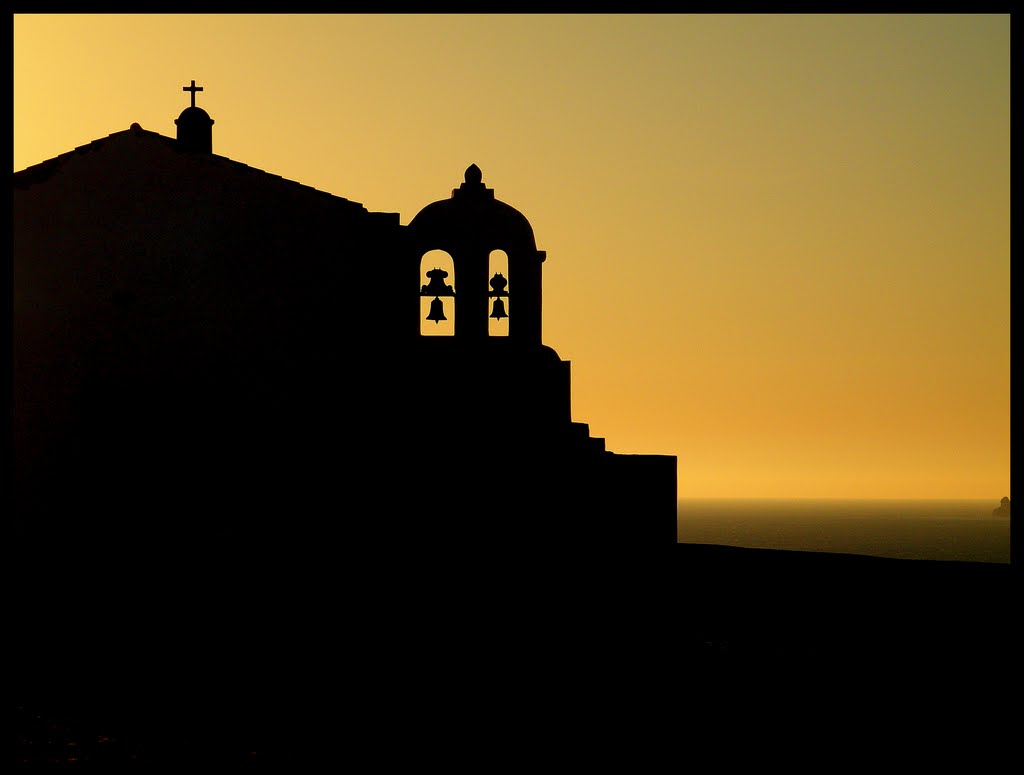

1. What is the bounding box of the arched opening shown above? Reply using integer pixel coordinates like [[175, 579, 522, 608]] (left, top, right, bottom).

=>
[[488, 249, 510, 337], [420, 250, 455, 337]]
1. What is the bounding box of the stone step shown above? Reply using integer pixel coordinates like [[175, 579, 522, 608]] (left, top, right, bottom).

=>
[[569, 422, 606, 452]]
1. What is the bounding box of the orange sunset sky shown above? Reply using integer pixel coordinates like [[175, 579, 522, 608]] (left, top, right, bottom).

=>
[[13, 14, 1010, 500]]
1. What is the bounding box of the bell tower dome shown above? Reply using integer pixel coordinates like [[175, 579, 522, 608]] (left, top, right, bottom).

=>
[[175, 79, 214, 153]]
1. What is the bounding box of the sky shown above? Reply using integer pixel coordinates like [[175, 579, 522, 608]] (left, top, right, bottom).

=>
[[13, 14, 1010, 500]]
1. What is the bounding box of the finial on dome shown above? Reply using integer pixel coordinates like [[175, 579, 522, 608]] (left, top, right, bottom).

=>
[[453, 163, 492, 199]]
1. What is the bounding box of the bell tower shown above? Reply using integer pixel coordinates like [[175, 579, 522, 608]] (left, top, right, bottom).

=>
[[407, 165, 546, 346]]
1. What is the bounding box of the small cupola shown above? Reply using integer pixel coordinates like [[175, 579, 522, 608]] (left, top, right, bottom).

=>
[[175, 79, 214, 153]]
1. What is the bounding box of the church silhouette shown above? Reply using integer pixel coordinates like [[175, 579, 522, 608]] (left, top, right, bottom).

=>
[[14, 81, 677, 555]]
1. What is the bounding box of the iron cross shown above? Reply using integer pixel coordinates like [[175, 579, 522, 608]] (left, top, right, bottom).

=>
[[182, 80, 203, 108]]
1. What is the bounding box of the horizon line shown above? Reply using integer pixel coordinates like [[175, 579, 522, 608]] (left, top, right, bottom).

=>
[[677, 495, 1006, 502]]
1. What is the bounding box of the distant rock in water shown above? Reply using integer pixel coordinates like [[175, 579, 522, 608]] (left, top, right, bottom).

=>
[[993, 496, 1011, 517]]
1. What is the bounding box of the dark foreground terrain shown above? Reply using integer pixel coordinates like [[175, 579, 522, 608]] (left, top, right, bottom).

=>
[[14, 539, 1017, 767], [675, 543, 1014, 661]]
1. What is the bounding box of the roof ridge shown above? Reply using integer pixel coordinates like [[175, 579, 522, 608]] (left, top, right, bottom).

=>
[[13, 128, 373, 213]]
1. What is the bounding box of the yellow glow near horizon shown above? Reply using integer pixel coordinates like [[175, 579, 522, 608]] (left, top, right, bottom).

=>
[[14, 14, 1010, 499]]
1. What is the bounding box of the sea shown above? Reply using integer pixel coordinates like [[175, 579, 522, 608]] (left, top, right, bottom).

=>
[[676, 498, 1010, 564]]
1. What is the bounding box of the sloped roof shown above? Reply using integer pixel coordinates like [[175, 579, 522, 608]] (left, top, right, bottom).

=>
[[13, 124, 376, 218]]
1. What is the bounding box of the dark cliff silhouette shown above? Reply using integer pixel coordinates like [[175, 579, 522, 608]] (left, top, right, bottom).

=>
[[998, 495, 1020, 567]]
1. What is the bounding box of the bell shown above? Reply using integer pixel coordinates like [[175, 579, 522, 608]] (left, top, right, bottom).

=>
[[489, 298, 508, 320], [426, 296, 447, 324]]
